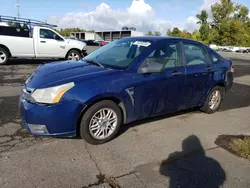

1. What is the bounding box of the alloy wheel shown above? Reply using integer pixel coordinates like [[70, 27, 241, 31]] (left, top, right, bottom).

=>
[[0, 51, 7, 64], [209, 90, 221, 110], [68, 52, 80, 61], [89, 108, 118, 140]]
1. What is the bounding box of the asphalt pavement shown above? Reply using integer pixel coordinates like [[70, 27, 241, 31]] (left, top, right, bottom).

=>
[[0, 51, 250, 188]]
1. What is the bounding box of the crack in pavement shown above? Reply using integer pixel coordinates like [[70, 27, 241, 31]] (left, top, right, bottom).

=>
[[84, 141, 102, 174], [133, 172, 148, 188], [83, 141, 122, 188], [0, 122, 51, 154]]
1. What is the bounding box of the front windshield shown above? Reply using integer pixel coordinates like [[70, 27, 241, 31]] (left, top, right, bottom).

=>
[[83, 38, 153, 69]]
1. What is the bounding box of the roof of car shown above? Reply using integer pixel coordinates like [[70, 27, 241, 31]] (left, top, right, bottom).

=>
[[126, 36, 204, 45]]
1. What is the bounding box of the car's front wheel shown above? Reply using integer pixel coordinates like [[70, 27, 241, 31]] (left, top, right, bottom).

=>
[[66, 50, 81, 61], [0, 47, 9, 65], [80, 100, 122, 144], [201, 86, 225, 114]]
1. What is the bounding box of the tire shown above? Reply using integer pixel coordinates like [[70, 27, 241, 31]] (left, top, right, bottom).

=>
[[201, 86, 225, 114], [66, 50, 81, 61], [0, 47, 9, 65], [80, 100, 122, 145]]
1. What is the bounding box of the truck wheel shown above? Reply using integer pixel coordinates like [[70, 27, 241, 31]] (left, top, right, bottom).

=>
[[0, 47, 9, 65], [200, 86, 225, 114], [80, 100, 122, 145], [66, 50, 81, 61]]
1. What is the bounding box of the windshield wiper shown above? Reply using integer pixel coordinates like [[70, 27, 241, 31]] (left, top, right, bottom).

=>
[[83, 59, 105, 68]]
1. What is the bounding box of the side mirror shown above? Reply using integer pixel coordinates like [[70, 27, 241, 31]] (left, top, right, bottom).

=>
[[138, 61, 164, 74]]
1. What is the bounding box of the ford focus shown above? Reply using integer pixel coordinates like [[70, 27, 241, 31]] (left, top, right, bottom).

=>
[[19, 37, 234, 144]]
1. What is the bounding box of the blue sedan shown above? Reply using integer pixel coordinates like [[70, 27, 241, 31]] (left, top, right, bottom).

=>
[[19, 37, 234, 144]]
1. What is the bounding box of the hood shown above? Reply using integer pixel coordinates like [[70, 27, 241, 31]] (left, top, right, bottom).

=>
[[66, 39, 86, 46], [25, 60, 117, 89]]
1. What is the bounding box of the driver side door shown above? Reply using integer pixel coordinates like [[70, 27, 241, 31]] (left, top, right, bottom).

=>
[[36, 28, 67, 58], [134, 41, 186, 119]]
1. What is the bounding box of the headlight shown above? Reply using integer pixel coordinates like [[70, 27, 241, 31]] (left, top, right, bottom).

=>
[[83, 44, 87, 50], [31, 82, 74, 104]]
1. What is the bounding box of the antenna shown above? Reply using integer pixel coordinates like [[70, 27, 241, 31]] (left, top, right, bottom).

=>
[[16, 0, 20, 18]]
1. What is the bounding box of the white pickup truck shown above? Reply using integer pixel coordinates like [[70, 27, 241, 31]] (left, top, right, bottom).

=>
[[0, 25, 87, 65]]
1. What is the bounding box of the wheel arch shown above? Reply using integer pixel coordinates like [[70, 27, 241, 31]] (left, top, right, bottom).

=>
[[0, 44, 12, 57], [65, 48, 82, 59], [76, 97, 127, 137], [206, 82, 226, 99]]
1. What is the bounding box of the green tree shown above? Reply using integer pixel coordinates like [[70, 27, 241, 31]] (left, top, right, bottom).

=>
[[166, 29, 172, 36], [54, 28, 94, 37], [196, 10, 210, 43], [146, 31, 154, 36], [210, 0, 250, 46], [171, 27, 181, 37], [211, 0, 234, 24], [179, 30, 193, 39], [234, 5, 249, 22], [167, 28, 193, 39], [8, 22, 21, 28], [192, 30, 201, 41], [154, 31, 161, 36]]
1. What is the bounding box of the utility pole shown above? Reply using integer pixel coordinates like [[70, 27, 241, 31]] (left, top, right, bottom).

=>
[[16, 0, 20, 18]]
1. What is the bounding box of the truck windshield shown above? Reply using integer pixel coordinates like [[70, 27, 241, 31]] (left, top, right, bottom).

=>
[[83, 38, 153, 69]]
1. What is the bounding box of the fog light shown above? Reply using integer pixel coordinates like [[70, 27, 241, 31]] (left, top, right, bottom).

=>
[[27, 124, 48, 134]]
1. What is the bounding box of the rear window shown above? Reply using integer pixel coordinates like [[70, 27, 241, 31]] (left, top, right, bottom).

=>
[[210, 49, 223, 63]]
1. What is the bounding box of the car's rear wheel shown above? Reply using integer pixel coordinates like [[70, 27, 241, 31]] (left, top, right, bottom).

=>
[[0, 47, 9, 65], [80, 100, 122, 145], [201, 86, 224, 114], [66, 50, 81, 61]]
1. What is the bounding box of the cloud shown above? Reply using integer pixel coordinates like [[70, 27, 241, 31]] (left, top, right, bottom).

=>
[[127, 0, 153, 16], [184, 0, 220, 32], [48, 0, 220, 34], [184, 16, 199, 32], [200, 0, 220, 18], [48, 0, 172, 34]]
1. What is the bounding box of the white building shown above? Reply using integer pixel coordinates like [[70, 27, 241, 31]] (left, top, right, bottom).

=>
[[69, 31, 95, 40], [70, 30, 144, 41]]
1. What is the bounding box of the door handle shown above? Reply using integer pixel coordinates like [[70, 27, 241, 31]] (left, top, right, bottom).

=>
[[207, 66, 212, 71], [172, 71, 183, 76], [40, 41, 46, 43]]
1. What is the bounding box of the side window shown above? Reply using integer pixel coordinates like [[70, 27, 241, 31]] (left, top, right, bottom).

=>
[[183, 43, 206, 66], [40, 29, 63, 40], [40, 29, 54, 39], [146, 43, 180, 69]]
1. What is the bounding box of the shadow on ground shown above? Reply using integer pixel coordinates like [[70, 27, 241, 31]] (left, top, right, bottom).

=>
[[220, 83, 250, 111], [159, 135, 226, 188], [7, 59, 56, 65], [234, 65, 250, 77]]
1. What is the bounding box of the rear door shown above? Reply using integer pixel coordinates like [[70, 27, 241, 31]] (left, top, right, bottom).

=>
[[36, 28, 66, 58], [182, 42, 210, 108]]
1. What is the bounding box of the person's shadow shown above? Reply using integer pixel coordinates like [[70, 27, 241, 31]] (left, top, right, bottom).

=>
[[159, 135, 226, 188]]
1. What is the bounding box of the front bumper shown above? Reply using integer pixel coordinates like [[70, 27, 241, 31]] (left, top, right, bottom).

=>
[[19, 96, 85, 137], [81, 49, 87, 57]]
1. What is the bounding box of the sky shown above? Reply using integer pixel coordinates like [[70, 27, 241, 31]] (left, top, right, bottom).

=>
[[0, 0, 250, 33]]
